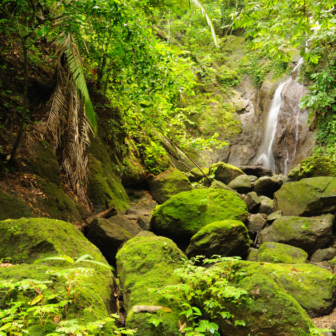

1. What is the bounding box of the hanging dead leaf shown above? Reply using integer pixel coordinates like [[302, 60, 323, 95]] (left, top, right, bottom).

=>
[[53, 315, 61, 323], [178, 319, 187, 333]]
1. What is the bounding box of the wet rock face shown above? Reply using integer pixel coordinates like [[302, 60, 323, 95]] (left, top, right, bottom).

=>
[[272, 79, 314, 174]]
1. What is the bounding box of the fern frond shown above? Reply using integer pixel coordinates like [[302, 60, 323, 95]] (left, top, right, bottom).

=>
[[65, 37, 97, 132], [188, 0, 219, 47]]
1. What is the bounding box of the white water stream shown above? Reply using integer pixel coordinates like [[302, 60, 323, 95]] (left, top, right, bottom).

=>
[[259, 80, 290, 172]]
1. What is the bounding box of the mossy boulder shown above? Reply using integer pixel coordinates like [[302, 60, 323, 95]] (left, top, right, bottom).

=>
[[206, 260, 314, 335], [274, 177, 336, 216], [260, 263, 336, 317], [291, 156, 336, 180], [244, 191, 261, 212], [0, 190, 33, 220], [212, 162, 244, 185], [151, 189, 248, 242], [186, 220, 250, 258], [88, 137, 129, 213], [228, 174, 253, 194], [259, 214, 334, 256], [259, 195, 274, 215], [247, 213, 266, 232], [116, 232, 184, 336], [310, 247, 336, 263], [189, 167, 210, 182], [148, 168, 192, 204], [255, 242, 308, 264], [0, 218, 115, 333], [209, 180, 238, 195]]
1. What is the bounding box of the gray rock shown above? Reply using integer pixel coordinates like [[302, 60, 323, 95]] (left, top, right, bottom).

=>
[[212, 162, 244, 184], [244, 192, 261, 212], [137, 215, 151, 231], [259, 196, 274, 215], [259, 214, 334, 256], [248, 175, 258, 183], [253, 176, 284, 198], [267, 210, 283, 222], [332, 321, 336, 335], [228, 175, 253, 193], [311, 247, 336, 263], [247, 213, 267, 232], [238, 166, 273, 178], [86, 216, 138, 264], [274, 177, 336, 216], [246, 248, 258, 261]]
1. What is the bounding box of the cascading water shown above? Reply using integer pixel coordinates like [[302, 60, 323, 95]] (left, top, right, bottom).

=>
[[259, 80, 290, 172]]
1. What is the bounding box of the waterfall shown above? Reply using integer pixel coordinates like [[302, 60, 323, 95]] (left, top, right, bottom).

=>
[[259, 80, 290, 172]]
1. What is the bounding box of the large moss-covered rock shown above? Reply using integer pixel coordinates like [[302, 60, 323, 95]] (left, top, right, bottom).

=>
[[116, 232, 184, 336], [88, 137, 129, 213], [260, 263, 336, 317], [206, 261, 314, 335], [259, 214, 334, 256], [151, 189, 248, 241], [274, 177, 336, 216], [292, 156, 336, 180], [0, 190, 33, 220], [186, 220, 250, 258], [0, 218, 115, 333], [212, 162, 245, 184], [255, 242, 308, 264], [148, 168, 192, 204], [86, 217, 136, 265]]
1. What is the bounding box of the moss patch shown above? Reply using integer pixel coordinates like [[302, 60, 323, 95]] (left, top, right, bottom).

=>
[[212, 162, 245, 184], [88, 136, 129, 213], [151, 189, 248, 242], [116, 232, 184, 336], [256, 242, 308, 264], [299, 156, 336, 178], [0, 190, 33, 220]]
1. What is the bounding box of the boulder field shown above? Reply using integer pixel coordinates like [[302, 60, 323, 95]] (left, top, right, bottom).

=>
[[3, 157, 336, 335]]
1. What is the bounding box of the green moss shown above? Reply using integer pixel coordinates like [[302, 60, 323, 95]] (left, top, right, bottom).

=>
[[116, 232, 184, 336], [26, 140, 62, 186], [151, 189, 248, 241], [256, 242, 308, 264], [0, 190, 33, 220], [207, 260, 314, 335], [212, 162, 245, 185], [88, 135, 129, 213], [299, 156, 336, 178], [37, 178, 82, 223]]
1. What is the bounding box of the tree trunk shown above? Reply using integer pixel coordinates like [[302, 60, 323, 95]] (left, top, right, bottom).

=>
[[9, 44, 28, 165]]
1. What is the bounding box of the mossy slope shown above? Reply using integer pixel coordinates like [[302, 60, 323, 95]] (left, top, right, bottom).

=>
[[116, 232, 184, 336], [151, 189, 248, 241]]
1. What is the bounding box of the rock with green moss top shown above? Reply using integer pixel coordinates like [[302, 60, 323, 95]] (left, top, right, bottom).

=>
[[209, 180, 237, 194], [88, 137, 129, 213], [244, 191, 260, 212], [189, 167, 210, 182], [260, 262, 336, 317], [148, 168, 192, 204], [274, 177, 336, 216], [255, 242, 308, 264], [259, 195, 274, 215], [259, 214, 334, 256], [212, 162, 244, 185], [0, 218, 115, 333], [116, 232, 184, 336], [293, 156, 336, 180], [186, 220, 250, 258], [0, 190, 33, 220], [207, 260, 314, 335], [86, 217, 137, 265], [228, 175, 253, 193], [151, 189, 248, 242]]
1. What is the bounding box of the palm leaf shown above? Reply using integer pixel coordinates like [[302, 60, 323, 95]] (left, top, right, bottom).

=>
[[188, 0, 219, 47], [65, 37, 97, 132]]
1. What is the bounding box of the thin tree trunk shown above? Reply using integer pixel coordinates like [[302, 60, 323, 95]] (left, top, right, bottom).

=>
[[9, 44, 28, 165]]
